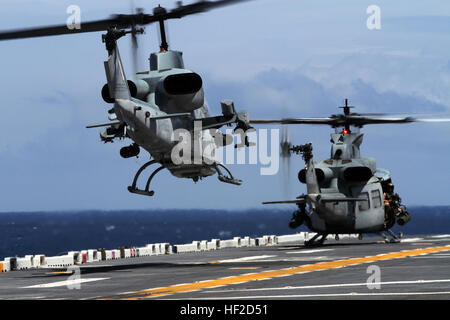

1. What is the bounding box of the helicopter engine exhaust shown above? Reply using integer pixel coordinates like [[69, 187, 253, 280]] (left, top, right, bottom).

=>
[[163, 73, 202, 95], [298, 167, 333, 185], [127, 79, 150, 101], [101, 84, 114, 103], [342, 166, 372, 182], [156, 72, 204, 112]]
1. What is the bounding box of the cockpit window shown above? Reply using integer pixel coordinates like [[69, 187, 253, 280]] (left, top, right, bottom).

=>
[[358, 192, 370, 211], [371, 190, 382, 208], [333, 149, 343, 159]]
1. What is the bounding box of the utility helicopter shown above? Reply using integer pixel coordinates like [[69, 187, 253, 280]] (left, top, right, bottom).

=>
[[0, 0, 254, 197], [251, 99, 450, 246]]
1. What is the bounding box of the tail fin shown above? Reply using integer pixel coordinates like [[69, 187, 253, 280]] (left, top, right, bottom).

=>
[[305, 156, 320, 195], [104, 41, 130, 100]]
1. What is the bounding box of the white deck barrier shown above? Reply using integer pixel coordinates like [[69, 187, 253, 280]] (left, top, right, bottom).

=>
[[240, 236, 252, 247], [146, 244, 156, 255], [161, 243, 172, 254], [137, 247, 151, 257], [339, 234, 359, 239], [104, 250, 113, 260], [174, 242, 200, 253], [1, 260, 10, 272], [200, 240, 208, 251], [32, 255, 46, 268], [151, 243, 171, 255], [219, 237, 241, 249], [207, 239, 220, 250], [1, 231, 359, 272], [87, 250, 100, 262], [44, 255, 74, 268], [150, 244, 161, 255], [111, 249, 120, 259], [261, 235, 278, 246], [277, 233, 307, 244], [67, 251, 80, 264], [16, 256, 33, 270]]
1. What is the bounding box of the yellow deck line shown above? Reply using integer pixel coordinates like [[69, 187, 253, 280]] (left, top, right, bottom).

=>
[[117, 245, 450, 300]]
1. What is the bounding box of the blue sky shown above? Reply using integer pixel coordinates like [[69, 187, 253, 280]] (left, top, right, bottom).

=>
[[0, 0, 449, 211]]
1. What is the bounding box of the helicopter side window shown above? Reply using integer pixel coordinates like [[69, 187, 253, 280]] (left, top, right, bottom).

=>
[[358, 192, 370, 211], [371, 190, 382, 208]]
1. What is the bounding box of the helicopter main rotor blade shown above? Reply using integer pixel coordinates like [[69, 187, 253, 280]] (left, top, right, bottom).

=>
[[250, 115, 416, 127], [162, 0, 251, 19], [0, 0, 251, 41], [414, 118, 450, 122], [250, 118, 337, 125], [0, 14, 153, 41]]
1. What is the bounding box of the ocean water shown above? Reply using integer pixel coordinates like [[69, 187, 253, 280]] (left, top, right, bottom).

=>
[[1, 206, 449, 259]]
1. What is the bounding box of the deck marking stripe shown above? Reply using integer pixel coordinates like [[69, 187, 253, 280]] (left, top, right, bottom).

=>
[[188, 291, 450, 299], [202, 278, 450, 293], [211, 255, 276, 263], [286, 249, 333, 254], [22, 278, 109, 289], [118, 245, 450, 300]]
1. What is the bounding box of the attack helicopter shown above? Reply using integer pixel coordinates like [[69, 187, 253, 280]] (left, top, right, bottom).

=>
[[251, 99, 449, 246], [0, 0, 253, 197]]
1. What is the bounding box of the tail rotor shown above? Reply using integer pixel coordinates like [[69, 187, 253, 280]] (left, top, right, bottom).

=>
[[129, 2, 145, 74], [280, 125, 292, 197]]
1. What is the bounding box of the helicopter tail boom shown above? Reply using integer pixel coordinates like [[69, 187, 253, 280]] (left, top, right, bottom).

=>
[[103, 35, 131, 101]]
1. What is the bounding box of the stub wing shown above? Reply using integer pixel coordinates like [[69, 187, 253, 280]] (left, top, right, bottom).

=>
[[86, 121, 122, 129], [262, 195, 367, 206], [263, 195, 307, 205]]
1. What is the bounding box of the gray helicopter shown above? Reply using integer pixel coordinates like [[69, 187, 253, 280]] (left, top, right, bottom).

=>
[[251, 99, 449, 246], [0, 0, 253, 197]]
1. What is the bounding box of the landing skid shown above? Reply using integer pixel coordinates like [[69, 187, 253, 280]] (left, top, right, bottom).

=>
[[127, 160, 164, 197], [127, 160, 242, 197], [215, 163, 242, 186], [377, 230, 401, 243], [304, 233, 328, 247]]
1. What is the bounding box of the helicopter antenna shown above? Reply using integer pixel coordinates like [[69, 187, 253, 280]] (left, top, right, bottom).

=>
[[339, 98, 355, 133], [339, 98, 354, 115]]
